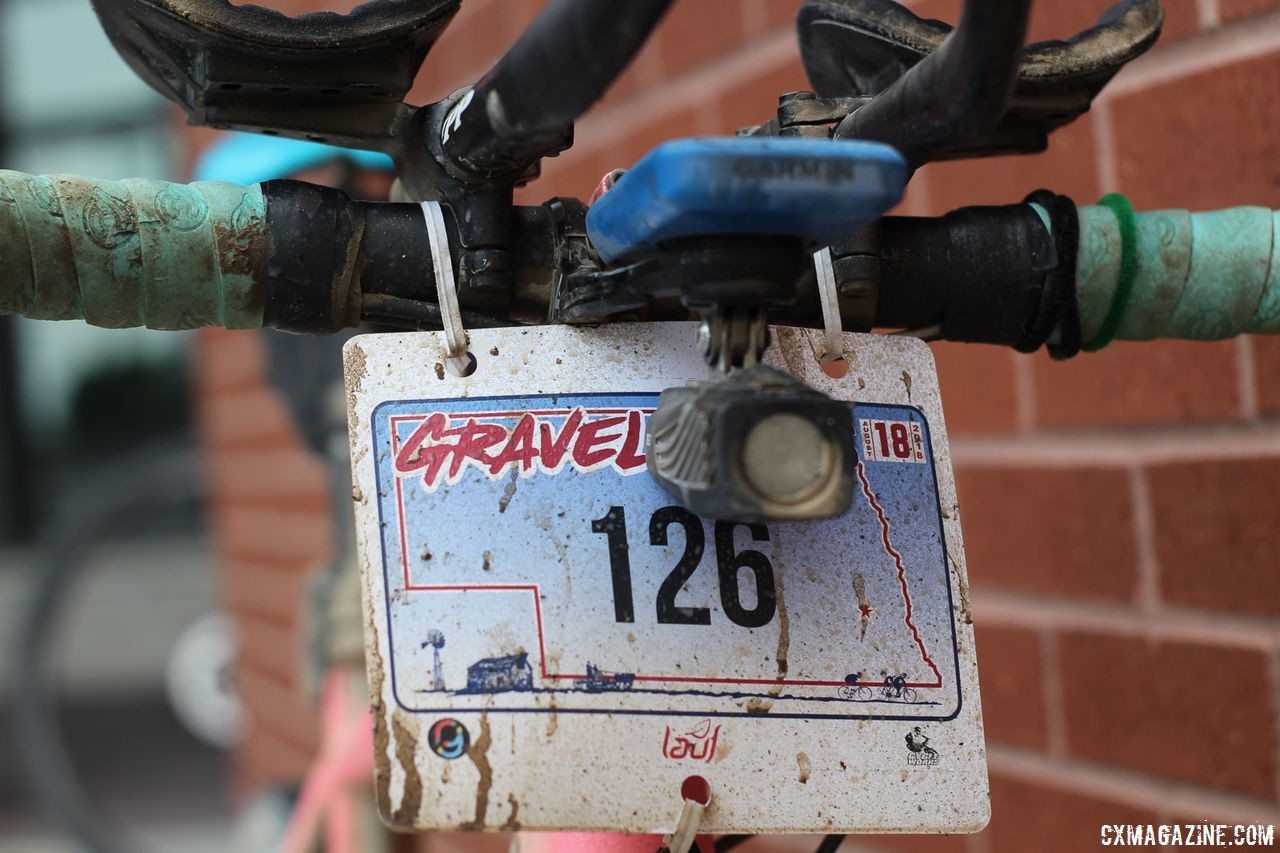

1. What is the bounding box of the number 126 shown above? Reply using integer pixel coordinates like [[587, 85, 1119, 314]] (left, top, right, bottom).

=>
[[590, 505, 777, 629]]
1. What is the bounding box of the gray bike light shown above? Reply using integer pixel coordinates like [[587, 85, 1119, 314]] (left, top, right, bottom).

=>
[[646, 365, 856, 522]]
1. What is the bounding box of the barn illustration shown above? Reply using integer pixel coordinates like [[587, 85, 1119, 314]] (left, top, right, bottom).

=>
[[465, 652, 534, 693]]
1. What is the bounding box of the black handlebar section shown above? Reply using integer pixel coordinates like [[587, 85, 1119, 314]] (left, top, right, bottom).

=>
[[258, 180, 1059, 348], [441, 0, 674, 178]]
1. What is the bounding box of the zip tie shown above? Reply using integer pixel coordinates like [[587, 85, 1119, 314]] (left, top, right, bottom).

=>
[[661, 776, 710, 853], [813, 247, 848, 377], [420, 200, 473, 376], [1083, 192, 1137, 352]]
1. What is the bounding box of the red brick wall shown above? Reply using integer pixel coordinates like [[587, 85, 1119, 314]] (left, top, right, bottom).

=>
[[193, 0, 1280, 847]]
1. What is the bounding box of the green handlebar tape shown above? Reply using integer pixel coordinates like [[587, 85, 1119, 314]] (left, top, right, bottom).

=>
[[0, 170, 266, 330], [1082, 193, 1137, 352], [1075, 201, 1280, 344]]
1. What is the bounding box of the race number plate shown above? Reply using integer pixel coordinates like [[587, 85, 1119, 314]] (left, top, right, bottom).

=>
[[344, 324, 988, 835]]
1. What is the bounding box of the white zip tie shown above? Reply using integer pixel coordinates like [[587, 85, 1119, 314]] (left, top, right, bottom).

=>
[[420, 200, 472, 376], [662, 777, 710, 853], [813, 247, 848, 376]]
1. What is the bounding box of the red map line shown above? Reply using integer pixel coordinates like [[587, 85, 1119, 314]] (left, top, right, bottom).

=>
[[386, 412, 941, 690], [855, 461, 944, 688]]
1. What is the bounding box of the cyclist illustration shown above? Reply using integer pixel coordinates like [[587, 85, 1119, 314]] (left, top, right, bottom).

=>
[[905, 727, 937, 759], [838, 671, 873, 701], [882, 673, 918, 703]]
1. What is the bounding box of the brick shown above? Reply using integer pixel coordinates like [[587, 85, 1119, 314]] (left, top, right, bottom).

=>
[[206, 447, 331, 512], [234, 720, 315, 793], [652, 0, 752, 81], [213, 504, 334, 568], [984, 772, 1159, 853], [930, 342, 1019, 435], [1253, 335, 1280, 414], [1030, 341, 1241, 429], [607, 105, 704, 173], [1221, 0, 1280, 23], [236, 612, 305, 685], [597, 38, 664, 111], [954, 466, 1139, 601], [920, 115, 1100, 214], [1058, 631, 1277, 799], [974, 624, 1049, 751], [412, 0, 496, 103], [1148, 456, 1280, 616], [223, 558, 310, 624], [909, 0, 962, 25], [198, 386, 305, 450], [760, 0, 803, 30], [236, 664, 321, 751], [194, 330, 268, 394], [1112, 49, 1280, 209], [515, 147, 612, 205]]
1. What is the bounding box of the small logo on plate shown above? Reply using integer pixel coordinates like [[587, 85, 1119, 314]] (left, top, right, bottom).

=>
[[662, 718, 722, 763], [905, 726, 939, 766], [428, 718, 470, 760]]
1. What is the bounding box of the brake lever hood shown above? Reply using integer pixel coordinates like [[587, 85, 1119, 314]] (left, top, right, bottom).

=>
[[800, 0, 1164, 160], [90, 0, 460, 150]]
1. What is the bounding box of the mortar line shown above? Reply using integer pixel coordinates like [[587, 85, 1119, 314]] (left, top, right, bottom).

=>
[[1129, 463, 1161, 614], [1237, 336, 1261, 420], [1040, 626, 1070, 758], [1269, 648, 1280, 806], [1091, 99, 1120, 194], [1012, 352, 1037, 433], [973, 589, 1280, 649], [951, 421, 1280, 467], [1197, 0, 1222, 29], [989, 746, 1280, 825]]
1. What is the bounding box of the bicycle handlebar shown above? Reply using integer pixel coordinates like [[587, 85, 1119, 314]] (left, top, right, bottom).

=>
[[2, 166, 1278, 351], [0, 170, 266, 330], [1075, 203, 1280, 341]]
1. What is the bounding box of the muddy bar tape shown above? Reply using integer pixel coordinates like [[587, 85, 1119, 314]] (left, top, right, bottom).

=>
[[1075, 198, 1280, 343], [0, 170, 266, 330]]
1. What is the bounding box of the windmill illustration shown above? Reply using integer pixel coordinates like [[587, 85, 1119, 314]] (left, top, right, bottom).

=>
[[422, 629, 446, 692]]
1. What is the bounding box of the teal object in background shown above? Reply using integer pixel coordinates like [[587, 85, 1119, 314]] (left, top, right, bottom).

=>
[[194, 133, 394, 184]]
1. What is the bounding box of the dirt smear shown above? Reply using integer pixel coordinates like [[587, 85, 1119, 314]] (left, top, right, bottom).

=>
[[501, 793, 521, 831], [461, 712, 493, 829], [498, 469, 519, 513], [343, 343, 368, 430], [367, 595, 394, 820], [392, 714, 424, 825], [797, 752, 812, 784], [770, 570, 789, 698]]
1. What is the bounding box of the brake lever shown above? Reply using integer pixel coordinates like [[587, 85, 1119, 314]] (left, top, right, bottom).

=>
[[89, 0, 460, 151]]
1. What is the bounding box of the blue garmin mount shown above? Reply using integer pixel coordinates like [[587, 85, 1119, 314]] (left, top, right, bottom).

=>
[[586, 137, 907, 264], [570, 136, 909, 522]]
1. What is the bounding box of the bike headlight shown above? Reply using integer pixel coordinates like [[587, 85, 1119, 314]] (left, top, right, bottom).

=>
[[647, 365, 855, 521]]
